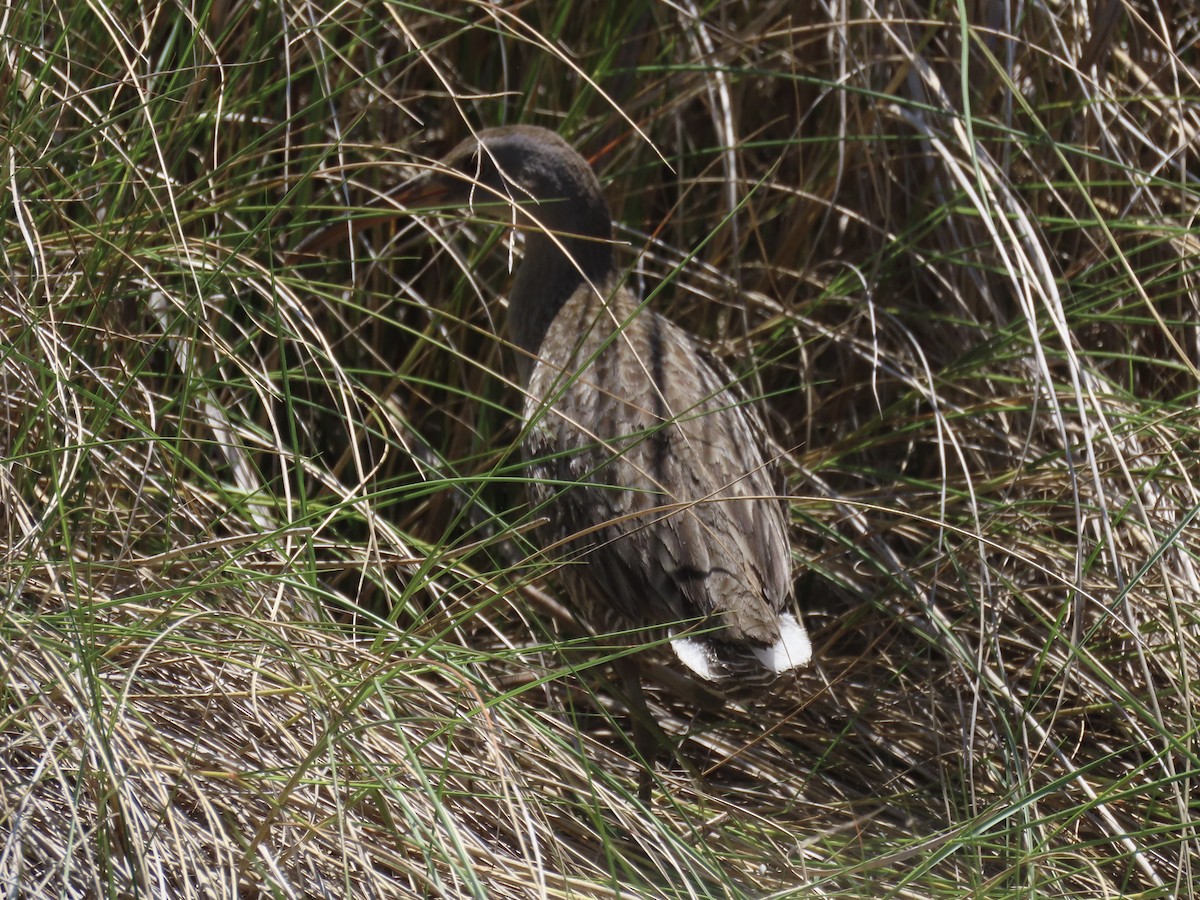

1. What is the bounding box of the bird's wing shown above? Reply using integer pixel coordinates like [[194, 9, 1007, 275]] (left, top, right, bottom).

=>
[[523, 286, 792, 642], [636, 312, 792, 641]]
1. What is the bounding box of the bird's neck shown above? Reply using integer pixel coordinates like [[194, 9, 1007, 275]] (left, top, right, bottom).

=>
[[508, 217, 614, 364]]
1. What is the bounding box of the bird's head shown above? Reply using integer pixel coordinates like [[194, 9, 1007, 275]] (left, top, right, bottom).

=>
[[405, 126, 612, 240]]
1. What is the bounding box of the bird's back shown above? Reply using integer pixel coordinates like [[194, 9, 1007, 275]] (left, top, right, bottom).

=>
[[522, 278, 793, 657]]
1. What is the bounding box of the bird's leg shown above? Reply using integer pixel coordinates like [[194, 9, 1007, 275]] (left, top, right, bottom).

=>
[[611, 655, 714, 801], [612, 655, 659, 801]]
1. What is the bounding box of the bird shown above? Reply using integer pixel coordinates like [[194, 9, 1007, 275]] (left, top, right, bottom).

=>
[[395, 125, 812, 688]]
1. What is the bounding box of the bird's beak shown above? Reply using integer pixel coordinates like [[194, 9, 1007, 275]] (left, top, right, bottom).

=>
[[389, 176, 452, 208], [288, 173, 452, 261]]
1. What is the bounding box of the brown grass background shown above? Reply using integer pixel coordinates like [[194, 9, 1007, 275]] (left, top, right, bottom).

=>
[[2, 1, 1198, 896]]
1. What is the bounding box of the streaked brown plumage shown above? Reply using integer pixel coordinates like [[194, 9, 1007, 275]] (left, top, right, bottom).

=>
[[414, 125, 810, 681]]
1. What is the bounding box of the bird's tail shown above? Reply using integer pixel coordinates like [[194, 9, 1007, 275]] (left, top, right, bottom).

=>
[[669, 612, 811, 681]]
